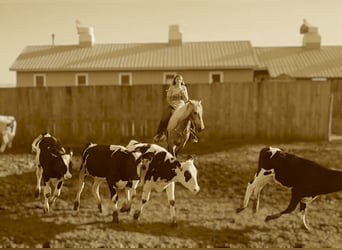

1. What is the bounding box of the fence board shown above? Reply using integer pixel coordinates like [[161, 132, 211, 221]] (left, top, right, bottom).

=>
[[0, 81, 331, 149]]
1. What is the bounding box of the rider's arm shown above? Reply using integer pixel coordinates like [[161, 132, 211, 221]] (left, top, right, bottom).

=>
[[181, 86, 189, 102], [166, 86, 174, 105]]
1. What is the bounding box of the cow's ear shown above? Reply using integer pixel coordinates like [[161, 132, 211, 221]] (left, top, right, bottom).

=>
[[186, 155, 194, 161], [143, 152, 155, 161], [65, 147, 73, 156]]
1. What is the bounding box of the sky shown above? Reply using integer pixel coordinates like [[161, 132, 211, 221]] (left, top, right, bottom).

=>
[[1, 0, 342, 85]]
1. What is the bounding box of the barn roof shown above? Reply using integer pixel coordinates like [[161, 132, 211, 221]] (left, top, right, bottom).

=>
[[10, 41, 259, 72], [255, 46, 342, 78]]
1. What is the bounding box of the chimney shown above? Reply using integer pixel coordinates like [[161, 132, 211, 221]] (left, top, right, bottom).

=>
[[76, 20, 95, 47], [51, 33, 55, 46], [168, 24, 182, 46], [300, 19, 321, 49]]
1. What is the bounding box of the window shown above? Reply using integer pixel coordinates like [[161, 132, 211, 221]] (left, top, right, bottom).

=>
[[76, 73, 88, 86], [119, 73, 132, 85], [163, 72, 177, 85], [34, 74, 46, 87], [209, 72, 223, 84]]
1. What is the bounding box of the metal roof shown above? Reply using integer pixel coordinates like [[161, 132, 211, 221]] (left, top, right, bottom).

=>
[[10, 41, 259, 72], [255, 46, 342, 78]]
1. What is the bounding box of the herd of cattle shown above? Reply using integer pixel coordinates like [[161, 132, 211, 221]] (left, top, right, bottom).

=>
[[31, 132, 199, 226], [1, 115, 342, 230]]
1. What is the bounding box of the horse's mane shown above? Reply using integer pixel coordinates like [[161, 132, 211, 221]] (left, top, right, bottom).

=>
[[168, 100, 200, 130]]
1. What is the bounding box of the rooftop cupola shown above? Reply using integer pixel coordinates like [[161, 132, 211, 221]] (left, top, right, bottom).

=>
[[300, 19, 321, 49], [76, 20, 95, 47], [168, 24, 182, 46]]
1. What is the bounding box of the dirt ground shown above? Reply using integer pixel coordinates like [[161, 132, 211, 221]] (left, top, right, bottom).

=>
[[1, 139, 342, 248]]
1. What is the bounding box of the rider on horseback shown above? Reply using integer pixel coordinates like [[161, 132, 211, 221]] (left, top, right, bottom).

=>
[[153, 74, 198, 143]]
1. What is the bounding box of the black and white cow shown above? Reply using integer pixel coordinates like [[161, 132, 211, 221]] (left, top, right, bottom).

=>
[[126, 139, 200, 226], [0, 115, 16, 153], [32, 133, 73, 213], [73, 143, 150, 223], [237, 146, 342, 230]]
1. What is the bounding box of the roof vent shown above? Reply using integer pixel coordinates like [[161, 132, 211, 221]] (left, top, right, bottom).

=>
[[300, 19, 321, 49], [168, 24, 182, 46], [76, 20, 95, 47]]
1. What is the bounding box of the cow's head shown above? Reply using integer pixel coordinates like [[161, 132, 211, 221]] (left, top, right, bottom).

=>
[[48, 146, 73, 180], [176, 155, 200, 194]]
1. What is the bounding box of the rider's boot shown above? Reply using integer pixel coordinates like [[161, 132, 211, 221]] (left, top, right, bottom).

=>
[[153, 133, 161, 142], [190, 130, 198, 143]]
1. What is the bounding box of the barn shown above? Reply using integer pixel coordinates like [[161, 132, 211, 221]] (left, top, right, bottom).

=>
[[3, 20, 342, 149]]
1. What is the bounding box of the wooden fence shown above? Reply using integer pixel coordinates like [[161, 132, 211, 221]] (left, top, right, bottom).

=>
[[0, 80, 331, 150]]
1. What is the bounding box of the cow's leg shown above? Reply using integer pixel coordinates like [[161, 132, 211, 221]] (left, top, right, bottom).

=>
[[35, 166, 43, 198], [49, 180, 63, 207], [133, 182, 152, 221], [299, 196, 317, 231], [165, 182, 177, 226], [107, 181, 119, 223], [91, 179, 103, 213], [236, 169, 274, 213], [252, 184, 265, 212], [120, 180, 139, 213], [265, 190, 301, 222], [73, 168, 86, 211], [0, 134, 8, 152], [42, 181, 52, 213]]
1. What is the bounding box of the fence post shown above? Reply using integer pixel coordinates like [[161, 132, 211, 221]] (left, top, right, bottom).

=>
[[328, 94, 334, 141]]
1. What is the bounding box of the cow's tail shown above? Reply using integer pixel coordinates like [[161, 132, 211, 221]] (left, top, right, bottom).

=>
[[79, 142, 95, 170]]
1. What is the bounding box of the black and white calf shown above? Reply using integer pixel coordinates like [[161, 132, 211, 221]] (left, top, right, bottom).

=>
[[237, 146, 342, 230], [126, 139, 200, 226], [32, 133, 73, 213], [0, 115, 16, 153], [73, 143, 149, 223]]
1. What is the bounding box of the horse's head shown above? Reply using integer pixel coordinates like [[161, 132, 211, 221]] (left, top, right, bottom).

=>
[[189, 100, 205, 132]]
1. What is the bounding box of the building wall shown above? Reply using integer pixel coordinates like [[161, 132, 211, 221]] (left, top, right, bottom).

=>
[[15, 69, 254, 87]]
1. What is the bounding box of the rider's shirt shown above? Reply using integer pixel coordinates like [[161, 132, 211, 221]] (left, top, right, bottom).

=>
[[166, 84, 189, 110]]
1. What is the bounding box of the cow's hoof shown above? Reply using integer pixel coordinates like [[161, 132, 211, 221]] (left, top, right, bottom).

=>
[[112, 211, 119, 224], [98, 204, 102, 213], [171, 221, 178, 227], [120, 203, 131, 213], [236, 207, 245, 213], [73, 201, 79, 211], [133, 211, 141, 220], [49, 199, 56, 207], [265, 213, 281, 222], [34, 190, 40, 198]]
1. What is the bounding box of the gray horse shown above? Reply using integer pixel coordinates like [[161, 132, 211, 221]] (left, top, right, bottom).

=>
[[159, 99, 204, 156]]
